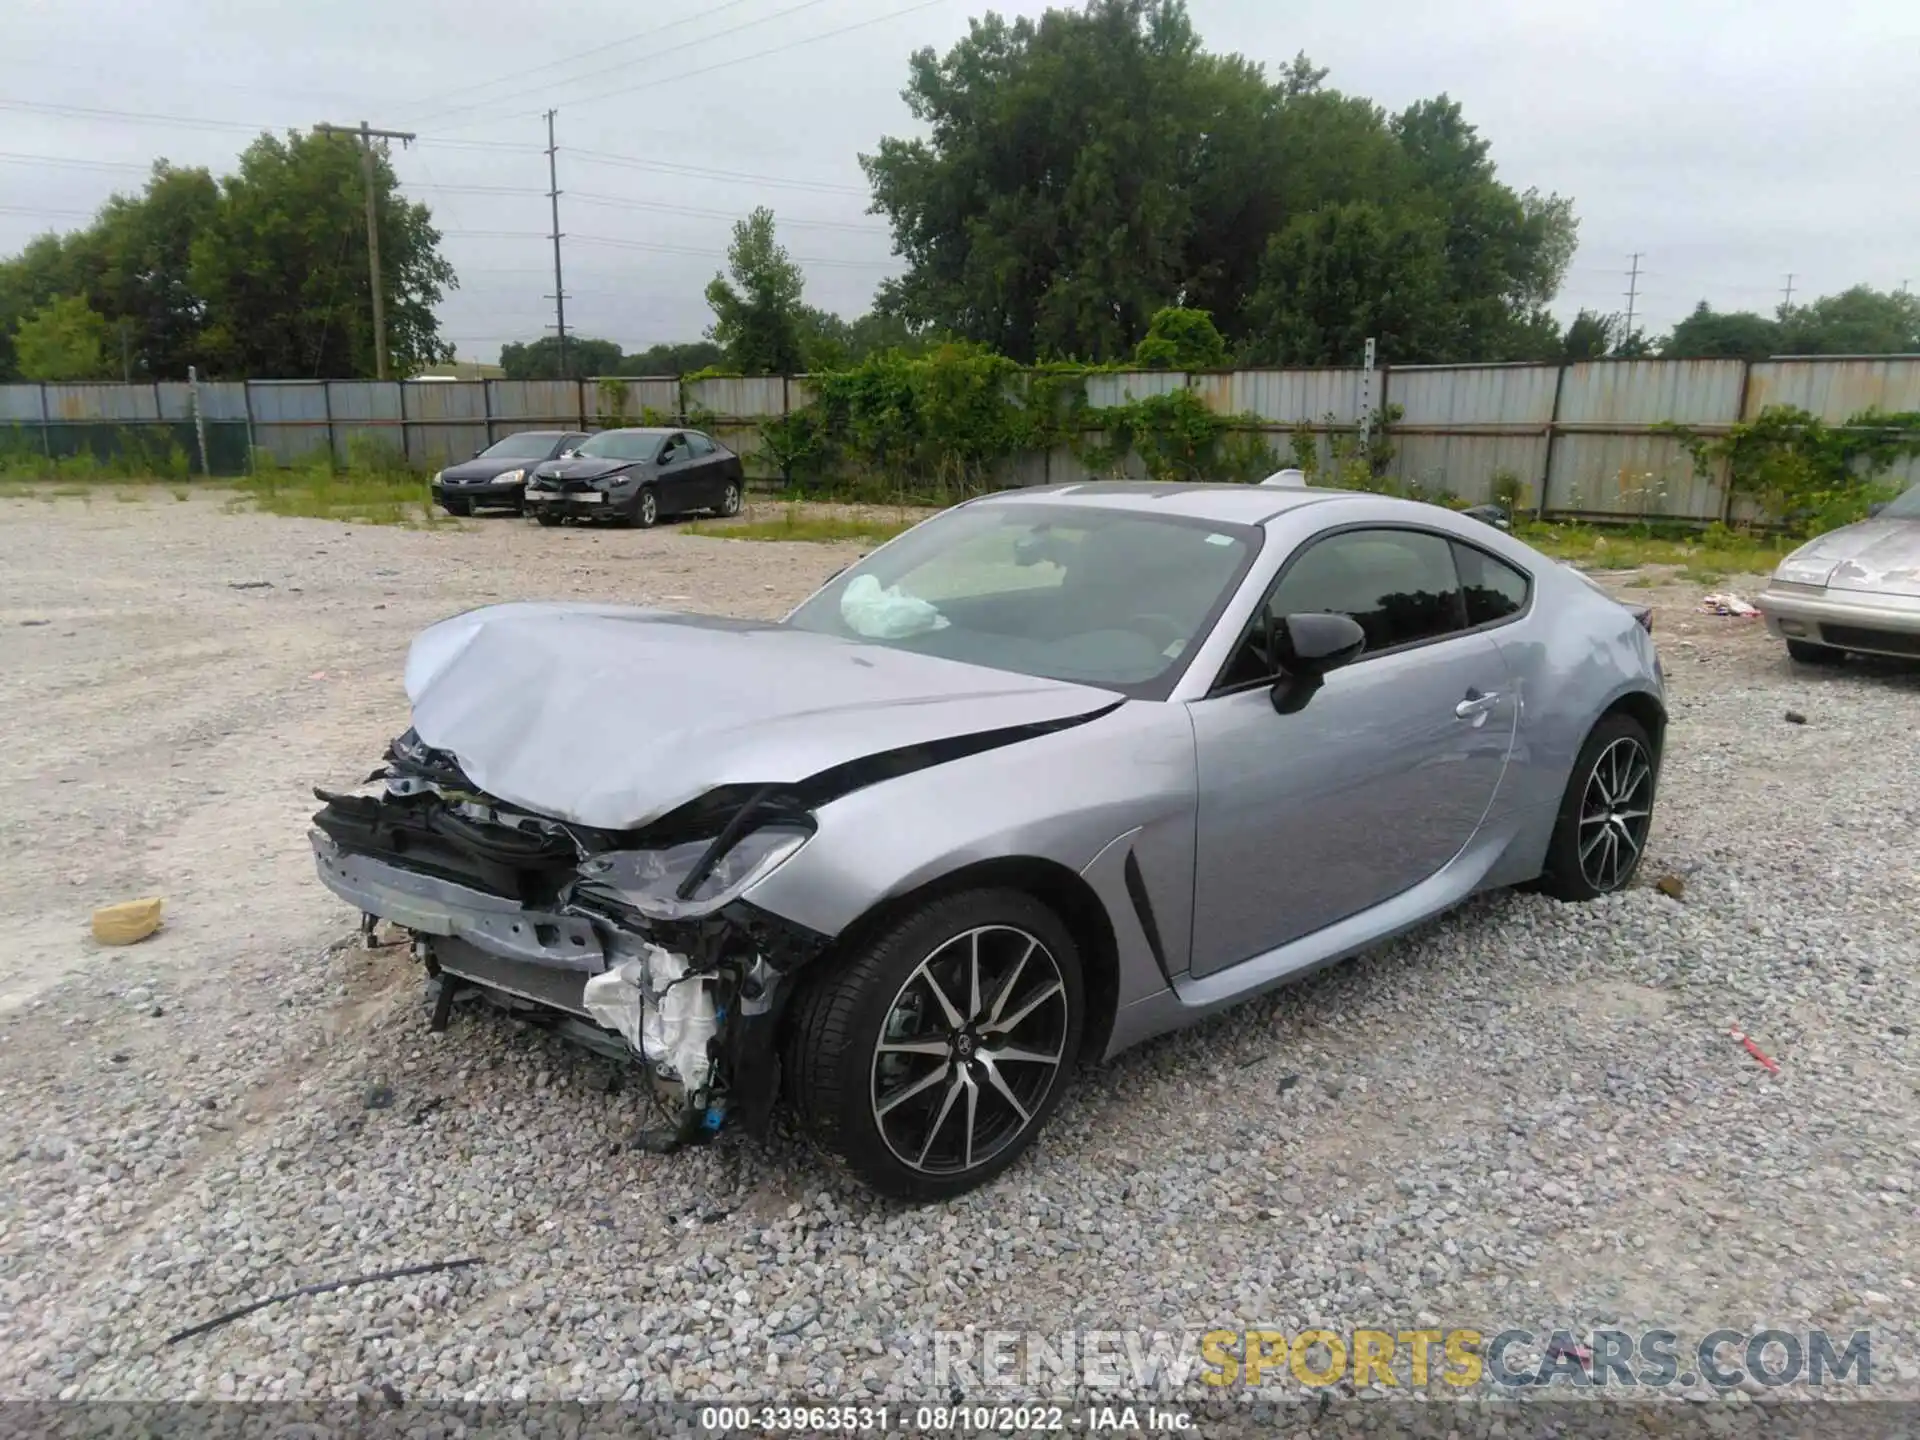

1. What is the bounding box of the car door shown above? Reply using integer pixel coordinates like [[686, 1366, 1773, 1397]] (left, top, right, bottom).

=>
[[683, 430, 724, 508], [652, 432, 694, 514], [1186, 525, 1519, 978]]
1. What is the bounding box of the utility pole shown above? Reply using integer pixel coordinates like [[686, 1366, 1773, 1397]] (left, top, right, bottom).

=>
[[1781, 272, 1796, 311], [316, 120, 417, 380], [544, 110, 569, 379], [1623, 253, 1643, 338]]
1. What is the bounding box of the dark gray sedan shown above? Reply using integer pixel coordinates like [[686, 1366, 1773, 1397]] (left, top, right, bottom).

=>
[[524, 427, 745, 528], [432, 431, 588, 516]]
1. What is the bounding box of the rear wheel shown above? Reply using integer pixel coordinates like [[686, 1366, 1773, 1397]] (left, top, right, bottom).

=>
[[1538, 712, 1658, 901], [719, 479, 742, 517], [1786, 638, 1845, 665], [784, 888, 1084, 1201]]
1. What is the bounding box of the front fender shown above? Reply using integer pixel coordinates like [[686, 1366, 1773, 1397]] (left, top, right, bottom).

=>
[[740, 701, 1199, 977]]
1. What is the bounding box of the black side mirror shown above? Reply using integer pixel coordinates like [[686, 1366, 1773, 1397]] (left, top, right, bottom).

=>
[[1868, 501, 1888, 518], [1269, 612, 1366, 714]]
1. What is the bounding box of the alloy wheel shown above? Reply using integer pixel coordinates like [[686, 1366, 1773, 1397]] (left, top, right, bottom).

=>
[[722, 482, 741, 516], [869, 926, 1069, 1177], [639, 490, 657, 526], [1577, 736, 1652, 892]]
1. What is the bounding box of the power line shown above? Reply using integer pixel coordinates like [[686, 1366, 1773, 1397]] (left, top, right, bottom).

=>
[[569, 190, 884, 232], [396, 0, 763, 121], [437, 227, 894, 268], [0, 151, 151, 173], [568, 148, 866, 195], [0, 97, 274, 134], [415, 0, 839, 130], [426, 0, 946, 136]]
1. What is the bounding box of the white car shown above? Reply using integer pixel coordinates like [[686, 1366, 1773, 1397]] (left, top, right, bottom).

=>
[[1756, 487, 1920, 663]]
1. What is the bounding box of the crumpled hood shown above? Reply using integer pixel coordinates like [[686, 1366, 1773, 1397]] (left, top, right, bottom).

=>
[[403, 602, 1122, 830], [532, 457, 639, 484], [1785, 518, 1920, 596]]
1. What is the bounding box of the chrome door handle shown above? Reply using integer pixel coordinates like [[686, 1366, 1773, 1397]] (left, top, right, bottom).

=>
[[1455, 690, 1502, 719]]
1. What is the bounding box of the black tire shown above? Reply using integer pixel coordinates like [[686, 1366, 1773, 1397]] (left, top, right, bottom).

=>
[[784, 888, 1084, 1202], [631, 487, 659, 529], [442, 498, 472, 517], [1538, 712, 1658, 901], [719, 479, 742, 517], [1786, 638, 1845, 666], [534, 511, 562, 528]]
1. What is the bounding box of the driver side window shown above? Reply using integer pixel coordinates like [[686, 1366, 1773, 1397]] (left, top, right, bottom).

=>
[[1215, 527, 1469, 690]]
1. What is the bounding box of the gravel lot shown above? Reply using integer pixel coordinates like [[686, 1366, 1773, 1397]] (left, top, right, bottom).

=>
[[1, 489, 1915, 1412]]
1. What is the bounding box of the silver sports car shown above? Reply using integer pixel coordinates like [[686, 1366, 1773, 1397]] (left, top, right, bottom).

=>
[[311, 483, 1665, 1199], [1756, 485, 1920, 663]]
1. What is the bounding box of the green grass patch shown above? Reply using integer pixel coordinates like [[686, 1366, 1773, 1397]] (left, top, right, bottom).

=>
[[687, 504, 917, 546], [1516, 520, 1792, 577], [229, 439, 452, 527]]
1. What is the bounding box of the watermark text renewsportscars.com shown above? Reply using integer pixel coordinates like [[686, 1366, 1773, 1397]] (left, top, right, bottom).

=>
[[915, 1326, 1872, 1393]]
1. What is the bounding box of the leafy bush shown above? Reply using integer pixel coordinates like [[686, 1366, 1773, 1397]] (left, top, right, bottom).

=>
[[1131, 308, 1229, 370], [1661, 405, 1920, 533]]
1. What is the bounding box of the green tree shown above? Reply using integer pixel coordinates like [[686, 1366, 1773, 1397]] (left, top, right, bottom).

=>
[[499, 334, 625, 379], [1242, 201, 1449, 364], [190, 130, 455, 377], [704, 207, 806, 374], [1560, 309, 1651, 361], [1663, 302, 1780, 360], [13, 294, 111, 380], [93, 163, 220, 378], [1777, 286, 1920, 355], [1132, 306, 1228, 368], [616, 339, 725, 375]]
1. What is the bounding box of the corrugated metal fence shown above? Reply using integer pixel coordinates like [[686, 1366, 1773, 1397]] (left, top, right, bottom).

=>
[[3, 358, 1916, 521]]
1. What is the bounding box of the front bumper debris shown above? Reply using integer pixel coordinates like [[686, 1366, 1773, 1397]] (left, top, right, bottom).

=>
[[309, 759, 827, 1146]]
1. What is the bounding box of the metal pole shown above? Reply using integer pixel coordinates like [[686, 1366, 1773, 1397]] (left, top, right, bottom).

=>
[[1358, 336, 1377, 464], [187, 365, 211, 477], [1623, 253, 1643, 341], [545, 110, 569, 379], [316, 121, 417, 381]]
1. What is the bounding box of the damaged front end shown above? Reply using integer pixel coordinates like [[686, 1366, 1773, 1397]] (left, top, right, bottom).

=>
[[310, 729, 829, 1148]]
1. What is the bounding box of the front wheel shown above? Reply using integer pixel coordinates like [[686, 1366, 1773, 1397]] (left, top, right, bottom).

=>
[[1538, 712, 1658, 901], [631, 487, 659, 529], [1786, 638, 1845, 666], [534, 511, 562, 528], [784, 889, 1084, 1201], [441, 497, 472, 517]]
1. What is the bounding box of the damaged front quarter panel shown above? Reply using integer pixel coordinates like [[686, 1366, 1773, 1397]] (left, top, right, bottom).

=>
[[313, 706, 1117, 1149]]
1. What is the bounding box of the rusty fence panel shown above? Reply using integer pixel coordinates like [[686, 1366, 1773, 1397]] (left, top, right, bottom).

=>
[[3, 359, 1916, 516]]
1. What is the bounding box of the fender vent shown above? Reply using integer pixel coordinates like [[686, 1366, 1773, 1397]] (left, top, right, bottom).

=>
[[1122, 849, 1172, 986]]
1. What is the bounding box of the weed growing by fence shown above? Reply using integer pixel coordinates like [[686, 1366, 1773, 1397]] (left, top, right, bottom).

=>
[[234, 436, 446, 525], [1659, 405, 1920, 534]]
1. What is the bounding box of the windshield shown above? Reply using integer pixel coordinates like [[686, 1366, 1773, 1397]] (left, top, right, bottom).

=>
[[1882, 485, 1920, 520], [784, 503, 1259, 698], [479, 432, 563, 459], [575, 430, 665, 462]]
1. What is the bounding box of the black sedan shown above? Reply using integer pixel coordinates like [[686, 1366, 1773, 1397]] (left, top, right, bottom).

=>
[[433, 431, 589, 516], [524, 427, 746, 528]]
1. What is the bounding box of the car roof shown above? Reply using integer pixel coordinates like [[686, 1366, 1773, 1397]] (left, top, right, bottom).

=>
[[591, 426, 680, 438], [971, 481, 1351, 526]]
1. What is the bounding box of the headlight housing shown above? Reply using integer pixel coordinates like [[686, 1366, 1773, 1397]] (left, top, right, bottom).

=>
[[578, 823, 811, 920], [1773, 549, 1836, 588], [431, 469, 444, 485], [495, 468, 526, 484]]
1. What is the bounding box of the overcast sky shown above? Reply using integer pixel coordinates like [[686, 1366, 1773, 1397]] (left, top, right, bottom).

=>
[[4, 0, 1916, 365]]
